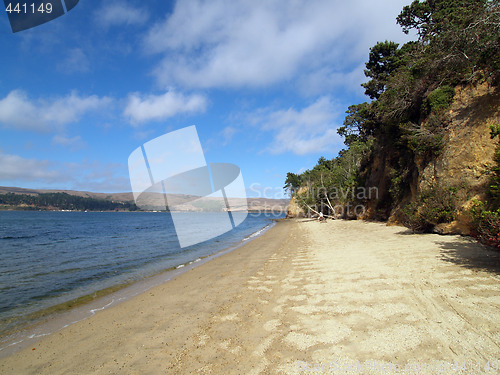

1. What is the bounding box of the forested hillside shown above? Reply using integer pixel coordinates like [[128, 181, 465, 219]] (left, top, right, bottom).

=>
[[286, 0, 500, 245], [0, 192, 138, 211]]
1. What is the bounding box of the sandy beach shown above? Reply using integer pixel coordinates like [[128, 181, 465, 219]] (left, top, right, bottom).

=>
[[1, 219, 500, 374]]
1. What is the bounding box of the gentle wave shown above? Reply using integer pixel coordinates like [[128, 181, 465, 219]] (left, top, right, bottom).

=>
[[0, 211, 283, 339], [242, 223, 273, 241]]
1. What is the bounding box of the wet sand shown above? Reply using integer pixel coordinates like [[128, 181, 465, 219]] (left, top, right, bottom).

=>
[[1, 219, 500, 374]]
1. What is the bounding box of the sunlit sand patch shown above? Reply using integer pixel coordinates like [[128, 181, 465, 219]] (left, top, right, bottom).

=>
[[247, 358, 269, 375], [283, 332, 319, 350], [361, 303, 422, 320], [284, 320, 351, 350], [486, 296, 500, 305], [263, 319, 281, 332], [329, 304, 360, 315], [440, 311, 467, 328], [430, 287, 462, 297], [306, 295, 325, 304], [462, 296, 496, 305], [371, 289, 407, 300], [287, 294, 308, 302], [292, 264, 315, 269], [458, 269, 475, 276], [262, 280, 277, 285], [295, 267, 319, 272], [252, 334, 276, 357], [248, 285, 272, 293], [357, 324, 422, 355], [272, 305, 283, 314], [303, 284, 324, 293], [219, 339, 241, 355], [492, 332, 500, 343], [274, 361, 301, 375], [282, 276, 304, 284], [468, 284, 500, 291], [291, 305, 322, 315], [310, 319, 352, 341], [220, 313, 239, 322], [277, 295, 291, 304], [257, 298, 269, 305], [332, 289, 405, 303], [197, 333, 210, 346], [196, 364, 214, 374]]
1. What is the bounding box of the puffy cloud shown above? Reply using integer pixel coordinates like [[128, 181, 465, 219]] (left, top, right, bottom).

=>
[[124, 90, 207, 125], [144, 0, 412, 90], [96, 2, 149, 27], [0, 152, 131, 192], [0, 152, 62, 182], [251, 96, 343, 155], [0, 90, 112, 132]]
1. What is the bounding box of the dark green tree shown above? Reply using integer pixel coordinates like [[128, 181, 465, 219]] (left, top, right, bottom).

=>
[[396, 0, 486, 42], [337, 102, 379, 145], [284, 172, 302, 195], [361, 41, 402, 99]]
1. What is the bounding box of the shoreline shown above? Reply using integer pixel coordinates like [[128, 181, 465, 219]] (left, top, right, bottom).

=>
[[0, 220, 277, 358], [2, 219, 500, 374]]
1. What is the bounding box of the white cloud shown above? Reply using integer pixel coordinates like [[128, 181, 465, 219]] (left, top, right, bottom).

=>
[[52, 135, 87, 150], [144, 0, 412, 91], [96, 2, 149, 27], [251, 96, 342, 155], [57, 48, 90, 74], [296, 63, 367, 97], [124, 90, 207, 125], [221, 126, 237, 145], [0, 152, 131, 192], [0, 90, 112, 132], [0, 152, 63, 182]]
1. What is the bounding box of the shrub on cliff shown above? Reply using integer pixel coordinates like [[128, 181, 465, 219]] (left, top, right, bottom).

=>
[[402, 185, 457, 232], [469, 200, 500, 249], [422, 86, 455, 114]]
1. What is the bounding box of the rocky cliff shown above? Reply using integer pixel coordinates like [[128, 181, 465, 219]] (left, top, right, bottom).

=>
[[361, 79, 500, 232]]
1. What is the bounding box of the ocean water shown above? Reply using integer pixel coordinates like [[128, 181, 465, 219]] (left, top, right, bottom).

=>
[[0, 211, 282, 336]]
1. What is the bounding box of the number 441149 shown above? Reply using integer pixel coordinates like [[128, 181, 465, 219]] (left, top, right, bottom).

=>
[[5, 2, 54, 14]]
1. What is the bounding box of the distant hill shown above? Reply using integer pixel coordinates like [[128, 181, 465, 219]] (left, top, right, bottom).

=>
[[0, 186, 134, 201], [0, 186, 289, 213]]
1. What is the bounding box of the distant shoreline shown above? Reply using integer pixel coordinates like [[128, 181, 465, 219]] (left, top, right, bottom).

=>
[[0, 208, 282, 213], [0, 187, 289, 213]]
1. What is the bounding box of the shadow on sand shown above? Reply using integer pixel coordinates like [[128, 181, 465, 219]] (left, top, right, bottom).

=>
[[393, 227, 500, 274], [436, 238, 500, 275]]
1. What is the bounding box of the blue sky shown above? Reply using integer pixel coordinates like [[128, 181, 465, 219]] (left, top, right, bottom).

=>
[[0, 0, 413, 198]]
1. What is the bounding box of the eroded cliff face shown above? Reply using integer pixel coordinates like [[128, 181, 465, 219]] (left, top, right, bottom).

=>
[[419, 81, 499, 232], [363, 80, 500, 231], [419, 82, 499, 193], [286, 188, 306, 218]]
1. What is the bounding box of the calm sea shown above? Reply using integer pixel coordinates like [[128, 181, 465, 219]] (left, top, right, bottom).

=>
[[0, 211, 282, 337]]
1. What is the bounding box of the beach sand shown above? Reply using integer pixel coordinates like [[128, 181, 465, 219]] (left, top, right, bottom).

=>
[[1, 219, 500, 374]]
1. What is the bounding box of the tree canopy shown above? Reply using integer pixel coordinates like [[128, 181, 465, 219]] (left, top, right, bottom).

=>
[[285, 0, 499, 218]]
